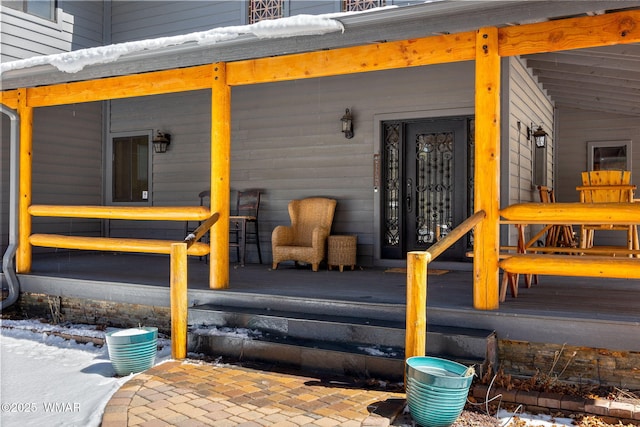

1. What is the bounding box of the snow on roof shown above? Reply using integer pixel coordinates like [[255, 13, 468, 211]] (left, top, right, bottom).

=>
[[0, 13, 348, 75]]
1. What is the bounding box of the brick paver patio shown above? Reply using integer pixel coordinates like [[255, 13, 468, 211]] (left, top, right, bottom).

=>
[[101, 360, 405, 426]]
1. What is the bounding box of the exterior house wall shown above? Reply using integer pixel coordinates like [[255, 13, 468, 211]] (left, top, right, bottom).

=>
[[107, 91, 212, 240], [110, 1, 245, 42], [0, 1, 104, 62], [109, 0, 424, 43], [503, 56, 554, 246], [31, 104, 104, 242], [1, 1, 105, 254], [555, 108, 640, 247], [289, 1, 339, 15], [108, 61, 475, 265]]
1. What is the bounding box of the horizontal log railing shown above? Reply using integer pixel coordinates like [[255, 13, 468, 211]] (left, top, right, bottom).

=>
[[28, 204, 211, 220], [499, 202, 640, 279], [500, 202, 640, 225], [26, 204, 219, 359], [405, 210, 487, 375], [28, 205, 213, 255]]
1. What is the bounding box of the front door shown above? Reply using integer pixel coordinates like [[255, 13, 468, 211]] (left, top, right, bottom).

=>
[[381, 117, 473, 260]]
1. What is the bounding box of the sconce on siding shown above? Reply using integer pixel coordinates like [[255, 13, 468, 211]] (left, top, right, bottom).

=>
[[529, 125, 548, 148], [152, 131, 171, 153], [341, 108, 354, 139]]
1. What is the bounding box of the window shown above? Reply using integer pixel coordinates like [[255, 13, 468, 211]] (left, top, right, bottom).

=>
[[3, 0, 56, 21], [248, 0, 283, 24], [587, 140, 632, 171], [111, 133, 150, 203], [343, 0, 385, 12]]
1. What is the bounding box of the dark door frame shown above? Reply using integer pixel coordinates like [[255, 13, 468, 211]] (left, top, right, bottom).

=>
[[377, 113, 474, 261]]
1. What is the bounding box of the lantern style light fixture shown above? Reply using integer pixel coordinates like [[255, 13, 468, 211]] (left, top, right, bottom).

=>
[[152, 131, 171, 153], [341, 108, 354, 139], [531, 125, 548, 148]]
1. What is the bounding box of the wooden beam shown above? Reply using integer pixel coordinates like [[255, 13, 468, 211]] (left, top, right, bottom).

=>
[[17, 89, 32, 273], [25, 65, 213, 107], [0, 89, 19, 110], [499, 10, 640, 57], [2, 10, 639, 107], [473, 27, 500, 311], [210, 63, 231, 289], [227, 31, 476, 86]]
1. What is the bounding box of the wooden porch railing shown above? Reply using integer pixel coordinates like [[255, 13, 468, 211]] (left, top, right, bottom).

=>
[[405, 210, 486, 363], [26, 204, 219, 359], [500, 202, 640, 278]]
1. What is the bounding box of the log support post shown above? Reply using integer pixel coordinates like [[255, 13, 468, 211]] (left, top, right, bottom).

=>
[[170, 242, 188, 360], [473, 27, 501, 310], [210, 63, 231, 289], [17, 88, 33, 273], [405, 251, 430, 360]]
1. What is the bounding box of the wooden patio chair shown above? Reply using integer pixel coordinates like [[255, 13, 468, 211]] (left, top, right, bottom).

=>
[[536, 186, 576, 250], [230, 189, 262, 265], [272, 197, 337, 272], [577, 170, 638, 254], [500, 186, 578, 302]]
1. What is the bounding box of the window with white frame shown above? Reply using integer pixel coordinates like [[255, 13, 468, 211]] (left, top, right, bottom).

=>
[[343, 0, 385, 12], [248, 0, 283, 24], [3, 0, 56, 21], [110, 133, 150, 203]]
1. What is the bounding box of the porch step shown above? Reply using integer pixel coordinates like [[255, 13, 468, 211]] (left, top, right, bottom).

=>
[[188, 303, 496, 381]]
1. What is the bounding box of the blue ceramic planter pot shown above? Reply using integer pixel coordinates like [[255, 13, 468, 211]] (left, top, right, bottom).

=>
[[106, 327, 158, 376], [405, 356, 474, 427]]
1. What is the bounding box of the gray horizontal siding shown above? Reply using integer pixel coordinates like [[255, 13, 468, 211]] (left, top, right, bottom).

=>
[[108, 0, 424, 46], [504, 56, 554, 246], [31, 103, 103, 237], [231, 63, 475, 265], [110, 1, 243, 43], [107, 63, 475, 265], [0, 1, 103, 62], [556, 108, 640, 203], [289, 1, 339, 15], [555, 107, 640, 248]]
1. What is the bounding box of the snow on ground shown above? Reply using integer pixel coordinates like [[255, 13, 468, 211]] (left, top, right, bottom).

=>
[[1, 319, 579, 427], [0, 319, 171, 427]]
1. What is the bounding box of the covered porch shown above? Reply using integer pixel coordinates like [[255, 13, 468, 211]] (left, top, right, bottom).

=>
[[4, 7, 640, 313]]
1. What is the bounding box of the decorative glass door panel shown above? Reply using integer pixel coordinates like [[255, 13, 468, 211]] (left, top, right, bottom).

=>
[[381, 117, 472, 259], [411, 131, 454, 246]]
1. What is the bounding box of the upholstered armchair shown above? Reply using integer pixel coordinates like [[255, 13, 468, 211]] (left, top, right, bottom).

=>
[[272, 197, 337, 272]]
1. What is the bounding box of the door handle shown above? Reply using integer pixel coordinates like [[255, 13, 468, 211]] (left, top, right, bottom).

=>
[[406, 179, 413, 213]]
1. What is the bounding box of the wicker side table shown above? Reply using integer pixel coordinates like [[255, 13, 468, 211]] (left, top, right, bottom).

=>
[[327, 235, 357, 272]]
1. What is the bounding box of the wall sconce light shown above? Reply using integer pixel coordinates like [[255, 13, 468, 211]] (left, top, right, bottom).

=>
[[341, 108, 354, 139], [152, 131, 171, 153], [530, 125, 548, 148]]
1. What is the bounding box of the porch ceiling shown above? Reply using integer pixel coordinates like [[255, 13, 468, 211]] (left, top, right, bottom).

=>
[[524, 44, 640, 117], [2, 1, 640, 117]]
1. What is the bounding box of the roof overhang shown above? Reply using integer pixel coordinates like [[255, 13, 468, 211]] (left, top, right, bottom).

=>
[[3, 1, 640, 90]]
